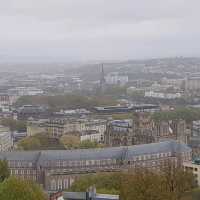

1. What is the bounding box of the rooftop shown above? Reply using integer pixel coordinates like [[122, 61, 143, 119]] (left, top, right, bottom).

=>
[[0, 140, 191, 164]]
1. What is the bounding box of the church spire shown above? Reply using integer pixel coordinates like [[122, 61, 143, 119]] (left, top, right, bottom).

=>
[[100, 63, 105, 92]]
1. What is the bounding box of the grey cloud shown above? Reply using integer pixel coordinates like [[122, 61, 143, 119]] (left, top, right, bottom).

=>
[[0, 0, 200, 62]]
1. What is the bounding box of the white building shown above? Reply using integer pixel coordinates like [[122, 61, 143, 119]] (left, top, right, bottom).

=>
[[8, 87, 44, 96], [161, 77, 184, 88], [105, 73, 128, 86], [186, 76, 200, 91], [85, 120, 107, 135], [0, 94, 19, 112], [0, 127, 12, 152], [126, 87, 145, 95], [80, 130, 104, 143], [145, 91, 182, 99], [183, 160, 200, 186]]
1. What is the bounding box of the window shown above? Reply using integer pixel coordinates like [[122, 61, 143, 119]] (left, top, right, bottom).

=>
[[28, 162, 32, 167], [63, 161, 68, 167], [56, 161, 61, 167], [58, 179, 62, 190], [69, 178, 74, 186], [63, 179, 69, 189], [51, 179, 56, 191]]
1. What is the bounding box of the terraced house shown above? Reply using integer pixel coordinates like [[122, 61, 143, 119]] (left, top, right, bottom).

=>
[[0, 140, 191, 191]]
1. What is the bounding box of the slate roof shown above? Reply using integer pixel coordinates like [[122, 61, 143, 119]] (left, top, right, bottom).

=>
[[126, 140, 190, 159], [38, 147, 123, 164], [0, 140, 191, 164], [0, 151, 40, 161]]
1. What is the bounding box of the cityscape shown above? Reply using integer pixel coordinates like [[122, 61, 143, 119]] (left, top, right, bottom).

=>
[[1, 0, 200, 200]]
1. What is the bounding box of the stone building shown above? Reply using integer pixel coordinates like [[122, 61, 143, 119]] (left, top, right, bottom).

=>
[[46, 118, 106, 139], [132, 113, 154, 145], [27, 120, 47, 137], [45, 118, 85, 138], [153, 119, 187, 143], [0, 125, 12, 152], [184, 159, 200, 186], [0, 140, 191, 191], [80, 130, 104, 143], [132, 113, 188, 145], [105, 120, 133, 146], [105, 113, 188, 147]]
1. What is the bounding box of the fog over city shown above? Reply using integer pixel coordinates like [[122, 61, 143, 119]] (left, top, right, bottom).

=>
[[1, 0, 200, 62], [1, 1, 200, 200]]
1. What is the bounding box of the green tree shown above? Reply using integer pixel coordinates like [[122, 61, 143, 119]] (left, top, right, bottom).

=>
[[112, 113, 136, 120], [59, 135, 80, 149], [69, 173, 120, 194], [152, 108, 200, 124], [0, 160, 10, 182], [15, 94, 117, 110], [18, 133, 65, 150], [80, 140, 105, 149], [0, 177, 47, 200], [120, 166, 195, 200], [18, 137, 41, 150], [0, 118, 26, 132], [162, 162, 195, 200], [120, 169, 171, 200], [79, 140, 100, 149]]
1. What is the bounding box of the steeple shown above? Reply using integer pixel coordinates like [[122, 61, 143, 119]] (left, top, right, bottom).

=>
[[100, 63, 105, 92]]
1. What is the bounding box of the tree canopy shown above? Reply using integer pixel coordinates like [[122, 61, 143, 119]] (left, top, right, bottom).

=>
[[69, 165, 195, 200], [0, 118, 26, 132], [60, 135, 103, 149], [15, 94, 117, 110], [0, 177, 47, 200], [152, 108, 200, 123], [59, 135, 80, 149], [121, 167, 194, 200], [0, 160, 10, 183], [18, 133, 65, 150], [69, 173, 121, 195]]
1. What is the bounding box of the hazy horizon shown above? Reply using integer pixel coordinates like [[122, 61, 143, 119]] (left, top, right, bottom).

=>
[[1, 0, 200, 62]]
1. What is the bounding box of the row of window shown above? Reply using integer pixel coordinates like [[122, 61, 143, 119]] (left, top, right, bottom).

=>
[[45, 159, 116, 167], [130, 152, 172, 162], [8, 161, 33, 168], [50, 178, 74, 190], [10, 169, 36, 175], [128, 158, 175, 167]]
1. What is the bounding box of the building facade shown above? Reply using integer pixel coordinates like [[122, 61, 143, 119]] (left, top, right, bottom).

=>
[[106, 113, 188, 147], [186, 76, 200, 91], [133, 116, 188, 145], [46, 118, 106, 139], [0, 126, 12, 152], [105, 73, 128, 86], [0, 132, 12, 152], [45, 119, 85, 138], [145, 91, 182, 99], [0, 140, 191, 191], [105, 120, 133, 147], [80, 130, 104, 143], [183, 159, 200, 186]]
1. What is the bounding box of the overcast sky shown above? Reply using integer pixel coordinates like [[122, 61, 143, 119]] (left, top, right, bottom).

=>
[[0, 0, 200, 62]]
